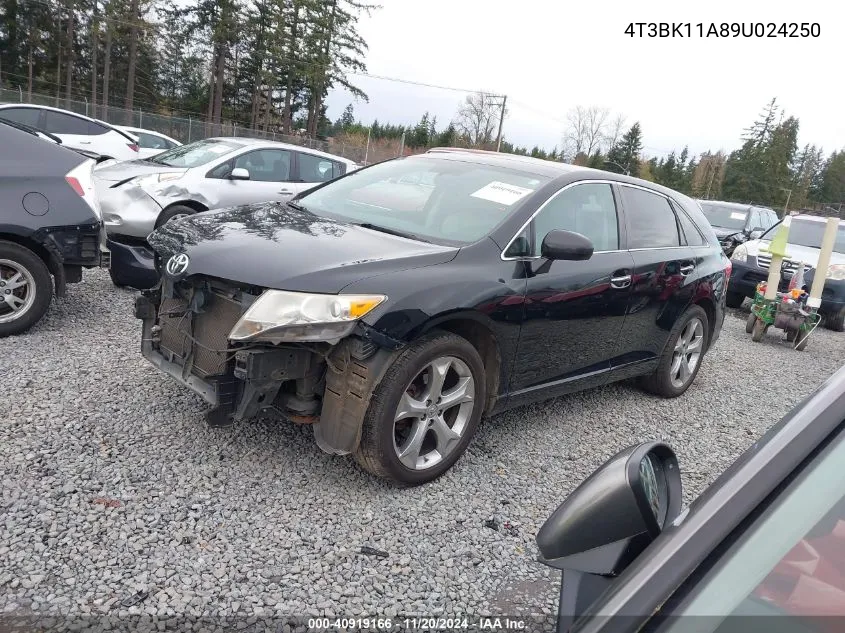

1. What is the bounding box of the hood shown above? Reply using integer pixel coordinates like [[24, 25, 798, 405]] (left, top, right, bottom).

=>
[[92, 158, 186, 183], [148, 202, 459, 293], [712, 226, 743, 239], [746, 239, 845, 268]]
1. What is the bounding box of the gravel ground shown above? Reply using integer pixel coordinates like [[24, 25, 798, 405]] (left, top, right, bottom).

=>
[[2, 269, 844, 629]]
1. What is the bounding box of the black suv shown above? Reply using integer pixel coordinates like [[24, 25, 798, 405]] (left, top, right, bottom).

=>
[[697, 200, 780, 256], [0, 121, 109, 336], [135, 149, 730, 484]]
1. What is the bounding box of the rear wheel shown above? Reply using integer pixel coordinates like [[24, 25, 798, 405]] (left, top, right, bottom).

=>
[[745, 312, 757, 334], [155, 204, 197, 230], [639, 305, 709, 398], [824, 307, 845, 332], [725, 291, 745, 308], [353, 331, 486, 485], [0, 241, 53, 337]]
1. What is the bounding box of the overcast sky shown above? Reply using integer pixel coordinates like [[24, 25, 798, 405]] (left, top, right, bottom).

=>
[[325, 0, 842, 159]]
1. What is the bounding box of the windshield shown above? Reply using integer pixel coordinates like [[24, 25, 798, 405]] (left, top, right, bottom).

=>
[[699, 203, 749, 230], [148, 138, 243, 167], [761, 218, 845, 253], [297, 156, 550, 244]]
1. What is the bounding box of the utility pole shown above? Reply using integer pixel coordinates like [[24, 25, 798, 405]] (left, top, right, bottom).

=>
[[495, 95, 507, 152], [781, 188, 792, 218]]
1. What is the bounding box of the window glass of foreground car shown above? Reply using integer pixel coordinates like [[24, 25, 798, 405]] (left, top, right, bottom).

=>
[[658, 429, 845, 633], [146, 138, 243, 167], [297, 156, 550, 245]]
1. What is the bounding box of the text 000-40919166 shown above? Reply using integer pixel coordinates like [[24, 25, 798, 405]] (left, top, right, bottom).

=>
[[624, 22, 821, 38]]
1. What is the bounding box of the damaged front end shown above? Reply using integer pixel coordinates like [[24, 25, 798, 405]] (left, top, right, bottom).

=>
[[135, 275, 404, 454]]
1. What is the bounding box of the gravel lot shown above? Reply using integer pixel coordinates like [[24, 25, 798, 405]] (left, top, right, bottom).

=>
[[2, 269, 844, 628]]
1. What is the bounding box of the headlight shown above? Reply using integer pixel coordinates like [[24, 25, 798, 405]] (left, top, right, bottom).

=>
[[827, 264, 845, 280], [731, 244, 748, 263], [131, 172, 184, 187], [228, 290, 387, 343]]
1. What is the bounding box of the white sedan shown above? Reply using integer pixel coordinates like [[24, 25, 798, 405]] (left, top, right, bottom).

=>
[[0, 104, 140, 161]]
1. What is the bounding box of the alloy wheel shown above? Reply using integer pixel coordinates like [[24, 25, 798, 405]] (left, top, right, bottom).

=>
[[393, 356, 475, 471], [0, 259, 37, 324], [670, 317, 704, 389]]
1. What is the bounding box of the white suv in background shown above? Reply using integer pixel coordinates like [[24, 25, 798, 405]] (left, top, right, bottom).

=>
[[0, 104, 140, 161], [116, 125, 182, 159]]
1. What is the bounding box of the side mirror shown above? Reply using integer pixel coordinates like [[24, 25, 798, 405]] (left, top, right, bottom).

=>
[[537, 441, 682, 576], [230, 167, 250, 180], [749, 230, 764, 240], [541, 230, 594, 261]]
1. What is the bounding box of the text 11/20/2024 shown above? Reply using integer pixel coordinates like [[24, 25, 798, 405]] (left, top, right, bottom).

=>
[[624, 22, 820, 38]]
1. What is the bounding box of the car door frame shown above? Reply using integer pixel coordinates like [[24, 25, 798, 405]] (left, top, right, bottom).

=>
[[499, 178, 637, 404], [568, 365, 845, 633], [202, 145, 299, 205]]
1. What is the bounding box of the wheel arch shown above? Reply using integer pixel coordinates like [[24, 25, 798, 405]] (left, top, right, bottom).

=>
[[0, 233, 64, 294], [410, 310, 502, 415], [162, 200, 209, 214], [693, 296, 717, 351]]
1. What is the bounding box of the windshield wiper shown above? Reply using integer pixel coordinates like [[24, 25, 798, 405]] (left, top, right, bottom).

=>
[[353, 223, 430, 243], [286, 200, 308, 212]]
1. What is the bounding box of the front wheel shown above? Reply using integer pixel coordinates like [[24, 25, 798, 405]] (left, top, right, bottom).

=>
[[155, 204, 198, 230], [639, 305, 709, 398], [752, 318, 768, 342], [745, 312, 757, 334], [0, 241, 53, 337], [353, 331, 486, 485]]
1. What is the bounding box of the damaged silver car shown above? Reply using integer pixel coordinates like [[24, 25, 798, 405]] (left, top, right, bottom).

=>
[[94, 137, 358, 288]]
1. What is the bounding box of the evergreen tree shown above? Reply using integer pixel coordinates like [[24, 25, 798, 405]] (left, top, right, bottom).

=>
[[606, 122, 643, 177]]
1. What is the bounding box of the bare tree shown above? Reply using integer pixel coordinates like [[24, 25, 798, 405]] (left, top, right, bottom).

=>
[[453, 92, 504, 148], [563, 105, 609, 159], [605, 113, 627, 152]]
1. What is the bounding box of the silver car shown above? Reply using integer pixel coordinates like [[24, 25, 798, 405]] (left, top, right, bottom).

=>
[[94, 137, 358, 240]]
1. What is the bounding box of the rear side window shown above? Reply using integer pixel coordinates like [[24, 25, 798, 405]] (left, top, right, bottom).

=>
[[298, 152, 340, 183], [44, 110, 91, 135], [621, 186, 680, 249], [674, 203, 707, 246], [0, 107, 41, 127], [135, 131, 169, 149], [88, 121, 112, 136]]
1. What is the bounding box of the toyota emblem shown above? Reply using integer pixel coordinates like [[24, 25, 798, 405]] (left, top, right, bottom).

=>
[[165, 253, 190, 276]]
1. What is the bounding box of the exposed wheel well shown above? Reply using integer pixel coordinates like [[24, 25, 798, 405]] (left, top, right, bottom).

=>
[[164, 200, 208, 214], [428, 318, 501, 415], [694, 297, 717, 350], [0, 234, 57, 275]]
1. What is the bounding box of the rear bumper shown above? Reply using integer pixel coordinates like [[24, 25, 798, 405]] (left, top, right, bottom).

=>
[[36, 222, 110, 268], [107, 237, 159, 288], [729, 260, 845, 313]]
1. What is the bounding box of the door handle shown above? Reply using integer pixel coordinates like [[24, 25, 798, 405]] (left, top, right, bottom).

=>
[[79, 141, 92, 144], [610, 274, 632, 289], [680, 263, 695, 276], [278, 189, 292, 195]]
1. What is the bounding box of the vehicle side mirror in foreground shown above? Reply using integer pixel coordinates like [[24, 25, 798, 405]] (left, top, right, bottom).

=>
[[541, 230, 594, 261], [536, 442, 682, 631], [230, 167, 250, 180]]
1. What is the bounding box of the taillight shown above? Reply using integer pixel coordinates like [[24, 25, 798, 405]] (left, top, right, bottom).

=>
[[66, 176, 85, 197], [128, 143, 139, 152], [724, 257, 733, 279]]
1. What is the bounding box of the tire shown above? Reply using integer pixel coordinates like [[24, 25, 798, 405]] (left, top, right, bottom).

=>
[[745, 312, 757, 334], [824, 307, 845, 332], [155, 204, 197, 230], [752, 318, 767, 342], [353, 330, 486, 485], [0, 241, 53, 337], [785, 328, 797, 343], [638, 305, 709, 398], [726, 291, 745, 309], [795, 329, 810, 351]]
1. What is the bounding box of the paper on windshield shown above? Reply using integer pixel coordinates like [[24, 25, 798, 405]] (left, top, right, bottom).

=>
[[470, 181, 534, 206], [730, 212, 747, 220], [207, 145, 231, 154]]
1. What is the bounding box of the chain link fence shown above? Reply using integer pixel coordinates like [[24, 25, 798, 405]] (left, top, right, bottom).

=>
[[0, 89, 406, 165]]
